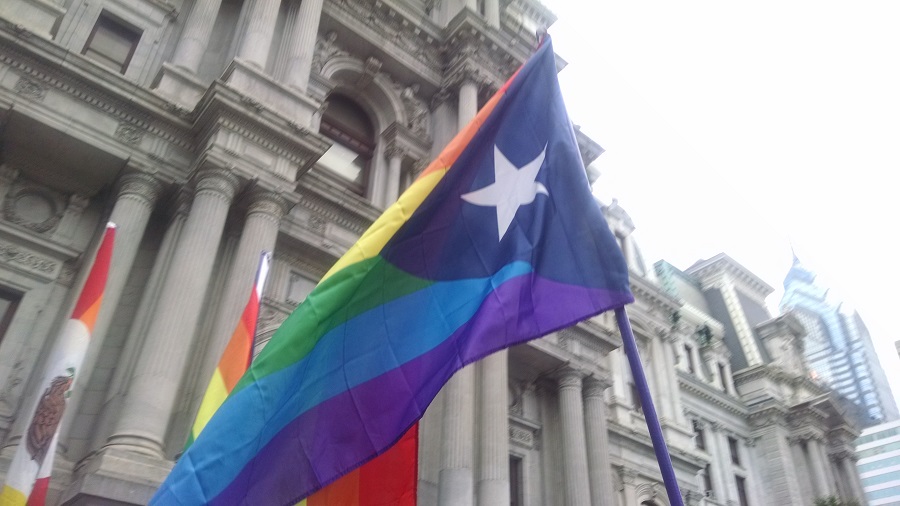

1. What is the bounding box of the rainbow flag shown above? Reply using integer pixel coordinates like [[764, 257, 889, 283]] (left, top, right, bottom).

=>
[[0, 224, 116, 506], [186, 252, 271, 448], [152, 37, 633, 505]]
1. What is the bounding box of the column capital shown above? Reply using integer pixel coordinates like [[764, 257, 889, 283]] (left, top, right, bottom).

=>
[[384, 143, 409, 161], [583, 374, 612, 397], [430, 87, 454, 109], [244, 188, 289, 222], [117, 171, 164, 204], [194, 168, 240, 202], [554, 366, 585, 390]]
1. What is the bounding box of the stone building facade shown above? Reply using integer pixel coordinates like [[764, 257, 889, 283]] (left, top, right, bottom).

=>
[[0, 0, 867, 504]]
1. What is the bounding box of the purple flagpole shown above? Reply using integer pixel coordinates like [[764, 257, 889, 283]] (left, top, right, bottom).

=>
[[616, 307, 684, 506]]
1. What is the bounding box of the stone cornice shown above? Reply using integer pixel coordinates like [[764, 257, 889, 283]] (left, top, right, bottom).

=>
[[0, 22, 192, 170], [192, 83, 330, 179], [443, 10, 531, 91], [629, 274, 683, 320], [608, 420, 707, 469], [295, 171, 381, 236], [684, 253, 774, 298], [678, 372, 748, 417]]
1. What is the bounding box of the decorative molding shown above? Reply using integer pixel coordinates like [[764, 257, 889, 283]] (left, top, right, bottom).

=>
[[322, 0, 443, 76], [3, 181, 65, 233], [0, 44, 193, 151], [13, 75, 46, 101], [0, 240, 58, 276]]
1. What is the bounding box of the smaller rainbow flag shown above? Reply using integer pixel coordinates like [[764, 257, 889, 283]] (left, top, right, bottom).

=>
[[186, 252, 271, 447], [0, 223, 116, 506]]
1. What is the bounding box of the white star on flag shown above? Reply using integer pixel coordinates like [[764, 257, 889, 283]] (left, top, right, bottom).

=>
[[462, 145, 548, 241]]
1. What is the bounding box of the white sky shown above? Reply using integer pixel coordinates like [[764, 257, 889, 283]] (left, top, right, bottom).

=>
[[545, 0, 900, 410]]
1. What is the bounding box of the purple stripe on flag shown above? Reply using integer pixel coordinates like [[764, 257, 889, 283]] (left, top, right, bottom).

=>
[[211, 275, 632, 505]]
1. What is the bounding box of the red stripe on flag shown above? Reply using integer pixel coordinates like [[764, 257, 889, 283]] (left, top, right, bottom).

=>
[[70, 225, 115, 326], [26, 477, 48, 506], [307, 424, 418, 506]]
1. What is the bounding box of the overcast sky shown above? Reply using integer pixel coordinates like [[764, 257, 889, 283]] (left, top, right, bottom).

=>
[[545, 0, 900, 409]]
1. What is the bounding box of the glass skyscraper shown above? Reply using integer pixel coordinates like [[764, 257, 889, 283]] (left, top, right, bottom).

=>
[[781, 256, 899, 427]]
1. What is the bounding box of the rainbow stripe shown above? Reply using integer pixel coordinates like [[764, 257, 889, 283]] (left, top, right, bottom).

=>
[[153, 38, 632, 505], [186, 253, 270, 448], [1, 224, 116, 506]]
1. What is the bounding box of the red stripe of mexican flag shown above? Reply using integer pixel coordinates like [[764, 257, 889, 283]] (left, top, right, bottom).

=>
[[0, 223, 116, 506]]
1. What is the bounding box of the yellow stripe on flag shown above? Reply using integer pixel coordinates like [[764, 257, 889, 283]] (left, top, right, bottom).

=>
[[322, 169, 447, 282], [191, 369, 229, 439], [0, 484, 28, 506]]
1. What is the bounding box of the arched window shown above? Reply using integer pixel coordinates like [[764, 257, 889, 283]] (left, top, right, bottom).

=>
[[318, 94, 375, 195]]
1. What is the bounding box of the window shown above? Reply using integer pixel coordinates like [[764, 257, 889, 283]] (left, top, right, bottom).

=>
[[82, 11, 142, 73], [735, 475, 749, 506], [630, 382, 643, 413], [718, 363, 729, 391], [0, 287, 21, 346], [693, 420, 706, 451], [728, 436, 741, 466], [319, 94, 375, 195], [684, 344, 695, 374], [509, 455, 523, 506], [703, 464, 714, 497]]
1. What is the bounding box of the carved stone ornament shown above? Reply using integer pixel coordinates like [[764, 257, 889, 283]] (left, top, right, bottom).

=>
[[312, 31, 347, 73], [114, 123, 145, 146], [400, 84, 429, 137], [14, 76, 47, 101], [3, 182, 65, 233], [0, 240, 57, 276], [509, 426, 534, 448]]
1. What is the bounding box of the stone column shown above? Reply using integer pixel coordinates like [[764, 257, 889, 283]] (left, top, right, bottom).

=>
[[201, 189, 286, 378], [438, 366, 475, 506], [706, 423, 729, 503], [661, 337, 685, 425], [237, 0, 282, 69], [107, 168, 240, 457], [458, 79, 478, 130], [383, 146, 404, 209], [556, 368, 591, 506], [840, 455, 865, 502], [282, 0, 325, 93], [171, 0, 224, 72], [59, 172, 163, 445], [476, 350, 509, 506], [437, 75, 480, 506], [583, 375, 614, 506], [92, 191, 190, 453], [649, 336, 672, 422], [484, 0, 500, 28], [808, 438, 833, 497]]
